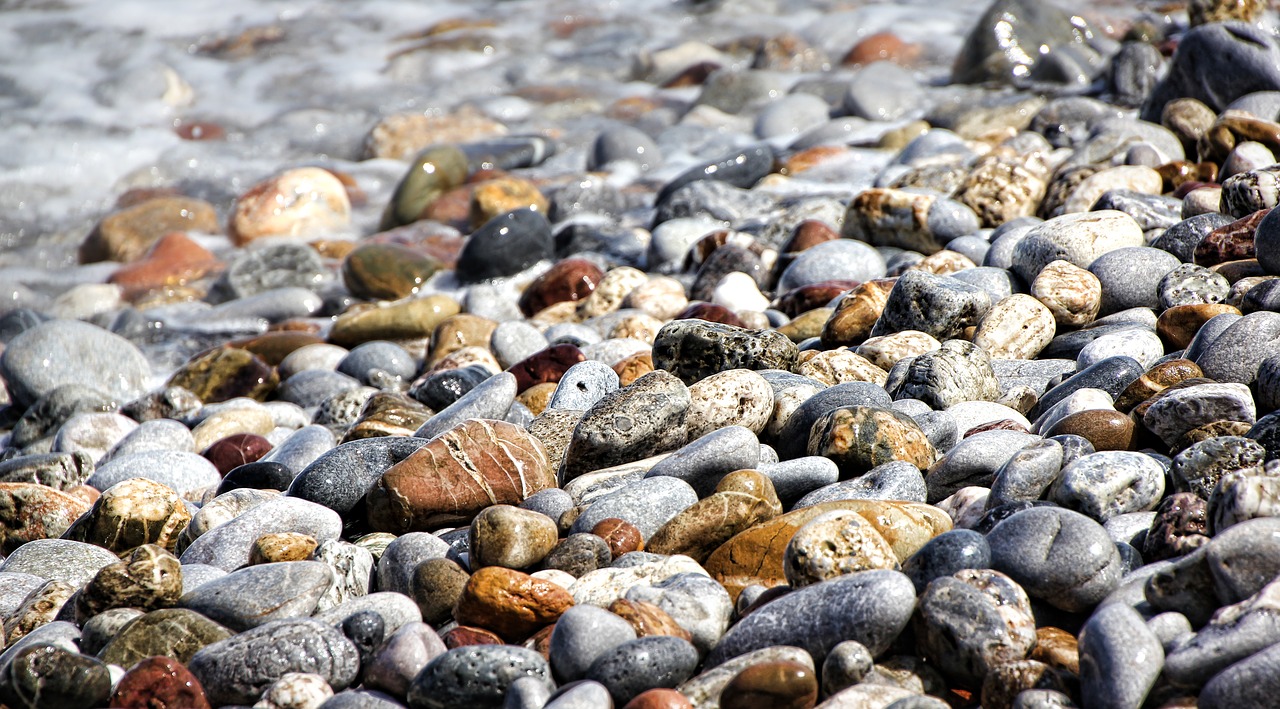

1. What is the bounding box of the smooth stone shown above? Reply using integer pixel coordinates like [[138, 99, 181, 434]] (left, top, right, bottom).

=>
[[569, 476, 698, 542], [1142, 21, 1280, 120], [1143, 383, 1256, 448], [0, 320, 150, 408], [1163, 576, 1280, 688], [707, 570, 915, 667], [0, 644, 112, 709], [925, 430, 1040, 504], [623, 572, 733, 654], [654, 144, 774, 210], [338, 341, 416, 386], [1078, 603, 1164, 708], [179, 561, 332, 632], [413, 372, 517, 440], [759, 457, 841, 506], [543, 680, 615, 709], [1200, 640, 1280, 708], [643, 426, 760, 498], [1029, 356, 1145, 421], [891, 339, 1001, 409], [287, 436, 429, 516], [85, 450, 221, 493], [547, 361, 619, 412], [914, 569, 1037, 689], [108, 655, 211, 709], [97, 607, 233, 668], [314, 592, 422, 636], [901, 529, 992, 595], [568, 555, 708, 608], [188, 618, 359, 707], [795, 460, 927, 506], [559, 371, 690, 483], [166, 347, 279, 404], [810, 406, 937, 480], [343, 243, 441, 301], [1011, 211, 1145, 285], [1194, 311, 1280, 384], [470, 505, 559, 570], [0, 539, 118, 588], [775, 382, 894, 461], [363, 621, 446, 698], [777, 240, 887, 292], [179, 496, 343, 572], [1050, 451, 1167, 523], [986, 506, 1124, 612], [549, 604, 638, 684], [456, 209, 554, 284], [0, 483, 91, 554], [75, 543, 182, 622]]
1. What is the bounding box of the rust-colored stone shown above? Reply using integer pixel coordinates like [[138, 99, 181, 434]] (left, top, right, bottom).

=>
[[453, 566, 574, 641], [1030, 627, 1079, 675], [592, 518, 645, 558], [107, 232, 222, 296], [1156, 304, 1240, 350], [775, 281, 858, 318], [842, 31, 921, 67], [1195, 208, 1268, 266], [508, 343, 585, 394], [820, 279, 894, 347], [719, 660, 819, 709], [81, 197, 219, 264], [1115, 359, 1205, 412], [1042, 409, 1136, 451], [519, 258, 605, 317], [109, 656, 211, 709], [614, 353, 655, 388], [442, 625, 504, 649], [0, 483, 91, 554], [607, 598, 694, 643]]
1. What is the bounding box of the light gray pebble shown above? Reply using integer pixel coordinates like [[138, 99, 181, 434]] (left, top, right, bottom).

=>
[[549, 605, 638, 683], [1078, 603, 1164, 709], [377, 533, 451, 596], [569, 476, 698, 541], [491, 321, 548, 370], [625, 572, 732, 654], [796, 460, 927, 506], [1051, 451, 1167, 523], [85, 449, 220, 493], [278, 369, 363, 408], [414, 371, 517, 440], [338, 341, 416, 386], [986, 506, 1124, 612], [758, 457, 840, 506], [644, 425, 760, 498], [548, 361, 619, 411]]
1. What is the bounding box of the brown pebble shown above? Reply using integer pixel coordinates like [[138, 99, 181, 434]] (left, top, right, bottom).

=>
[[607, 598, 694, 643], [248, 532, 318, 565], [453, 566, 574, 641], [509, 343, 586, 394], [719, 660, 818, 709], [442, 625, 504, 649], [783, 220, 840, 254], [519, 258, 604, 317], [675, 302, 744, 328], [622, 688, 694, 709], [108, 655, 211, 709], [1042, 409, 1135, 451], [613, 353, 655, 387], [1030, 627, 1079, 675], [592, 518, 644, 558], [202, 433, 273, 475], [842, 31, 920, 67]]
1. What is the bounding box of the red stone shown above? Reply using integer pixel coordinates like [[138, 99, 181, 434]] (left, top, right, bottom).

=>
[[842, 31, 921, 67], [622, 688, 695, 709], [1195, 208, 1268, 266], [109, 656, 211, 709], [106, 232, 222, 294], [519, 258, 604, 316], [202, 433, 273, 475], [675, 303, 744, 328], [592, 518, 644, 558], [508, 343, 586, 394], [782, 220, 840, 254], [775, 281, 859, 318], [442, 625, 504, 649]]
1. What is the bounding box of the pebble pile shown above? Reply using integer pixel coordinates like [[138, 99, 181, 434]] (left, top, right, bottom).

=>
[[9, 0, 1280, 706]]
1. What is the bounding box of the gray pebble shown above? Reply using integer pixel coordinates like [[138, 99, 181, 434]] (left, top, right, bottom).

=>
[[179, 561, 332, 632], [1050, 451, 1166, 523], [377, 532, 451, 596], [547, 361, 619, 411], [1078, 603, 1164, 709], [549, 605, 637, 683], [585, 635, 699, 706], [796, 460, 926, 506], [625, 572, 732, 654], [0, 319, 150, 408], [409, 645, 551, 709], [85, 449, 220, 493], [278, 369, 363, 408], [986, 506, 1124, 612], [758, 457, 840, 506], [871, 271, 992, 342], [414, 371, 517, 440], [0, 539, 118, 588], [644, 425, 759, 497], [569, 476, 697, 541], [1088, 246, 1180, 314]]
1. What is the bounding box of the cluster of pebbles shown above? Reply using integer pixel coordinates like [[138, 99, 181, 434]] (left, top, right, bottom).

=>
[[12, 0, 1280, 706]]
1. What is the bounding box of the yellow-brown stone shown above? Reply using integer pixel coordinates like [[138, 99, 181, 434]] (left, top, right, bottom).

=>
[[453, 566, 574, 641]]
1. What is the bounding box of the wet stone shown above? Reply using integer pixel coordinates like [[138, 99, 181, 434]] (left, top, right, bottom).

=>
[[0, 644, 112, 709], [985, 506, 1124, 612]]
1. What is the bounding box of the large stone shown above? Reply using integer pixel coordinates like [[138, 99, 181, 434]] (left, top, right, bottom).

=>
[[1142, 22, 1280, 122], [366, 419, 554, 532], [652, 320, 799, 386], [559, 371, 691, 483], [0, 320, 150, 408]]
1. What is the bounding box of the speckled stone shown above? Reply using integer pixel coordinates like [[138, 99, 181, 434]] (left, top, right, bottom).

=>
[[784, 509, 899, 587], [808, 406, 936, 478], [914, 568, 1037, 689], [558, 370, 690, 484], [652, 320, 798, 386], [870, 271, 992, 342], [408, 644, 551, 708]]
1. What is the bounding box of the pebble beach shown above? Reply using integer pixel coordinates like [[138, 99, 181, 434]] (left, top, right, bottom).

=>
[[5, 0, 1280, 706]]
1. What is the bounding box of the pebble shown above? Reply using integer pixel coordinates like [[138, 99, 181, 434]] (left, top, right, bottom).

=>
[[915, 569, 1037, 689], [985, 506, 1124, 612], [0, 319, 151, 408], [408, 645, 551, 708], [871, 271, 992, 342], [179, 496, 342, 571], [558, 370, 691, 483], [1078, 603, 1164, 709], [1050, 451, 1167, 523]]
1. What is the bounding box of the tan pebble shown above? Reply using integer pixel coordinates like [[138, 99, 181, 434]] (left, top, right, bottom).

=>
[[1062, 165, 1163, 214], [470, 504, 560, 570], [623, 276, 688, 320], [249, 532, 317, 565], [821, 279, 893, 347], [687, 369, 774, 439], [427, 314, 498, 367], [955, 148, 1051, 228], [192, 408, 275, 452], [608, 312, 664, 344], [797, 348, 888, 386], [1031, 259, 1102, 328], [910, 249, 977, 275], [613, 353, 654, 388], [530, 300, 582, 327], [855, 330, 940, 370], [784, 509, 899, 587], [231, 167, 351, 246], [517, 382, 557, 416], [363, 107, 506, 161], [470, 177, 548, 228], [765, 381, 824, 440], [427, 345, 501, 375], [576, 268, 649, 319], [973, 294, 1057, 359]]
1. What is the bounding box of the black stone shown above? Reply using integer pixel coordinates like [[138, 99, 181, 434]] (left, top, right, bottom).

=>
[[456, 209, 554, 284], [217, 461, 295, 495], [409, 365, 491, 411], [902, 530, 992, 595]]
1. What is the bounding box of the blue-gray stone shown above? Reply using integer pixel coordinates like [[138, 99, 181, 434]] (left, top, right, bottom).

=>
[[456, 210, 554, 284], [491, 321, 548, 370], [1194, 312, 1280, 385], [179, 496, 343, 572], [0, 319, 150, 408], [986, 506, 1124, 612], [777, 240, 887, 292], [409, 645, 551, 709], [260, 424, 334, 473], [706, 570, 916, 666], [1200, 640, 1280, 709], [758, 457, 840, 506], [338, 341, 417, 386], [1088, 246, 1180, 315], [1152, 213, 1234, 263], [188, 618, 359, 707], [871, 270, 992, 341], [1141, 21, 1280, 121], [549, 605, 637, 683], [569, 476, 698, 541], [179, 561, 332, 632], [902, 530, 992, 595], [85, 450, 220, 493], [585, 635, 699, 706], [288, 436, 429, 516], [796, 460, 927, 506], [1028, 356, 1144, 421], [414, 372, 517, 440], [987, 438, 1065, 508], [278, 369, 362, 408], [925, 430, 1040, 504], [1051, 451, 1166, 523], [547, 361, 619, 412], [0, 539, 118, 588], [591, 125, 662, 172], [1078, 603, 1164, 709], [644, 425, 760, 498]]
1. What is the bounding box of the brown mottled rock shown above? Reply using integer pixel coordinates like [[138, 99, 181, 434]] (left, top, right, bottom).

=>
[[167, 347, 278, 403], [980, 660, 1070, 709], [820, 280, 893, 347], [81, 197, 219, 264], [0, 483, 91, 554], [776, 284, 856, 321], [1032, 259, 1102, 328], [192, 410, 275, 453], [1144, 492, 1209, 562], [366, 419, 554, 532], [719, 660, 819, 709], [1042, 409, 1135, 451], [614, 353, 655, 387], [248, 532, 318, 565], [674, 302, 744, 328], [75, 544, 183, 622], [646, 471, 781, 563], [593, 518, 645, 558], [518, 382, 557, 417], [1115, 359, 1205, 412], [342, 243, 442, 301], [411, 557, 471, 626], [427, 314, 499, 367], [470, 177, 548, 228], [607, 598, 694, 643], [3, 579, 75, 644], [509, 344, 586, 394], [1157, 304, 1240, 350], [519, 258, 604, 317], [1189, 0, 1265, 25], [955, 149, 1050, 228], [964, 419, 1031, 438], [1199, 112, 1280, 164], [470, 504, 559, 570], [107, 233, 223, 295], [228, 331, 325, 367], [1195, 208, 1268, 266], [777, 308, 833, 344], [453, 566, 574, 641], [109, 655, 211, 709], [1030, 626, 1079, 675], [230, 168, 351, 246], [343, 392, 434, 442], [442, 625, 505, 649], [704, 500, 949, 601], [808, 406, 936, 477], [63, 477, 191, 554], [622, 688, 695, 709], [328, 294, 460, 348], [98, 608, 233, 668]]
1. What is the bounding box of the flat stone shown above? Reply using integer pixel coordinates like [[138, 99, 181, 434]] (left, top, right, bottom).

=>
[[179, 561, 332, 632]]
